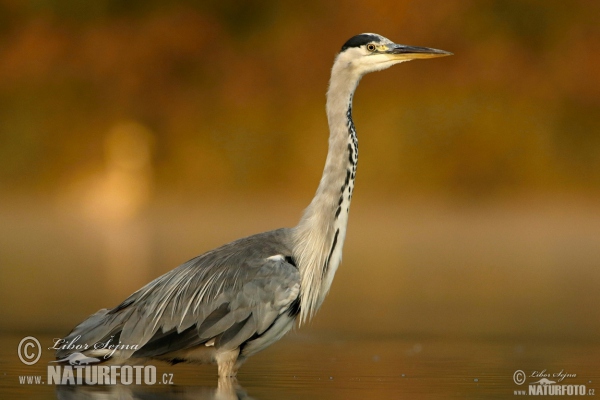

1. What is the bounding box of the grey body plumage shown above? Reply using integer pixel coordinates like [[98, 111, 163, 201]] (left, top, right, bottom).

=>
[[57, 33, 451, 377]]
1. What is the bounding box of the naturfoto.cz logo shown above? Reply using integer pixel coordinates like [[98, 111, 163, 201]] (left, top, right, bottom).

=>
[[513, 369, 595, 396], [17, 335, 173, 386]]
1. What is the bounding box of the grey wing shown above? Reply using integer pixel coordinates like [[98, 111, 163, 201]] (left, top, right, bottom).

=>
[[56, 233, 300, 360]]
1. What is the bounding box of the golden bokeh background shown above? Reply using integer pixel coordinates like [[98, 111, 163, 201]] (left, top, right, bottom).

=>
[[0, 0, 599, 340]]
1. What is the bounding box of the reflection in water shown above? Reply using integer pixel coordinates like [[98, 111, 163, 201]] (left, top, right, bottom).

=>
[[2, 333, 599, 399], [56, 377, 255, 400]]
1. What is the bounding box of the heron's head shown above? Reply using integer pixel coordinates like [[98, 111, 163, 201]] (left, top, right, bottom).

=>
[[336, 33, 452, 76]]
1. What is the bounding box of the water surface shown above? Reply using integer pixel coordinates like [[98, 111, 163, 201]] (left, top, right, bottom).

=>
[[1, 333, 598, 399]]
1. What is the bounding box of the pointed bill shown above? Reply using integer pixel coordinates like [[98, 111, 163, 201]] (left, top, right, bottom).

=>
[[385, 44, 453, 60]]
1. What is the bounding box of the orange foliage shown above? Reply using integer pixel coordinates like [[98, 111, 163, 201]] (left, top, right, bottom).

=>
[[0, 0, 598, 198]]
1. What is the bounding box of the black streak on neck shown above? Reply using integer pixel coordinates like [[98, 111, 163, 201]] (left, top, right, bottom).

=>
[[322, 228, 340, 277]]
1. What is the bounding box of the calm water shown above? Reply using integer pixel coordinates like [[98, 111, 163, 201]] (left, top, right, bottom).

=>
[[1, 333, 598, 399]]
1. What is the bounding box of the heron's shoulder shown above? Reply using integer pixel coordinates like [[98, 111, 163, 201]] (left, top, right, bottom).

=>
[[192, 227, 295, 266], [113, 228, 297, 312], [225, 227, 294, 251]]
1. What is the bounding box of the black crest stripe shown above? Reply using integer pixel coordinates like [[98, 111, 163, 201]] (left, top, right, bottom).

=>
[[341, 34, 382, 52]]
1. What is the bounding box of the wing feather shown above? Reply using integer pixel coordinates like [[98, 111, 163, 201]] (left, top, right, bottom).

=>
[[56, 229, 300, 361]]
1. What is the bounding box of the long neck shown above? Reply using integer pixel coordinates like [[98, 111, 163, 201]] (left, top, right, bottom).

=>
[[293, 61, 361, 324]]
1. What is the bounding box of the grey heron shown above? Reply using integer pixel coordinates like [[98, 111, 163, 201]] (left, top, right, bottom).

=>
[[56, 33, 451, 377]]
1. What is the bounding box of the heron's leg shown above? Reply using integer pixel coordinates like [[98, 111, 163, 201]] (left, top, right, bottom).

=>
[[217, 375, 238, 393], [216, 348, 240, 377]]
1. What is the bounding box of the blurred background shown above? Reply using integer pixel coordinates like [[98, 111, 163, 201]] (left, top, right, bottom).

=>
[[0, 0, 599, 341]]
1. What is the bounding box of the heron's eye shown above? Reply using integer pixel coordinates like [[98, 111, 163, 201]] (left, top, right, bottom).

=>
[[366, 44, 376, 52]]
